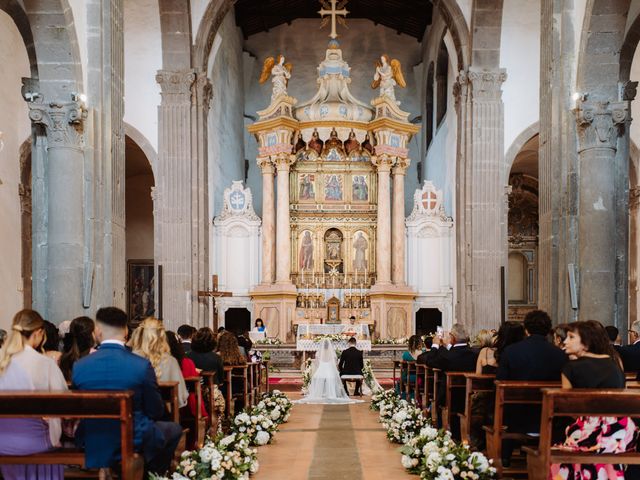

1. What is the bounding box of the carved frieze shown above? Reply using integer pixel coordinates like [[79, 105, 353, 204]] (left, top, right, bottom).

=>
[[575, 100, 627, 152]]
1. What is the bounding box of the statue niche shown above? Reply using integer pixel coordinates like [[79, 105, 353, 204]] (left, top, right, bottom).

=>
[[324, 228, 343, 274]]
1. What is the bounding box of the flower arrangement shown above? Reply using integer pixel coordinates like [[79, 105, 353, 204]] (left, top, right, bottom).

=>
[[362, 359, 383, 394], [372, 390, 497, 480], [373, 337, 408, 345], [301, 358, 314, 395], [313, 333, 349, 343], [256, 337, 283, 346], [151, 391, 293, 480]]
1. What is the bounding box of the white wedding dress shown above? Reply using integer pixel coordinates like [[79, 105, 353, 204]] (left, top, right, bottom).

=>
[[296, 339, 363, 404]]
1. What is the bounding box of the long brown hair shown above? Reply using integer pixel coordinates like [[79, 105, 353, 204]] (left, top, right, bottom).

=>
[[217, 331, 246, 366], [566, 320, 621, 362], [59, 316, 95, 380], [0, 309, 45, 375]]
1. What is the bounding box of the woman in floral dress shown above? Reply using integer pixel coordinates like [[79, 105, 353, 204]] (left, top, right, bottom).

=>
[[550, 320, 637, 480]]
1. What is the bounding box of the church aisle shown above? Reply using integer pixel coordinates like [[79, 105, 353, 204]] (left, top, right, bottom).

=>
[[254, 395, 411, 480]]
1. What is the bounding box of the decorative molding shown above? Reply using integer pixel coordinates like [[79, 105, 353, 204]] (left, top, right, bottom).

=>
[[392, 157, 411, 174], [195, 72, 213, 110], [620, 81, 638, 102], [28, 101, 86, 148], [372, 154, 394, 172], [467, 67, 507, 101], [257, 157, 275, 173], [407, 180, 451, 223], [156, 70, 196, 104], [273, 153, 295, 171], [575, 100, 628, 152], [630, 186, 640, 210], [217, 180, 260, 222]]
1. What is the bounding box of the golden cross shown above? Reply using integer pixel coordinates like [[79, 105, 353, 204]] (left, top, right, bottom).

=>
[[198, 275, 232, 330], [319, 0, 349, 39]]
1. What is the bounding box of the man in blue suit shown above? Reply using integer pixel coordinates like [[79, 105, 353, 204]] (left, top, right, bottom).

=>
[[72, 307, 182, 475]]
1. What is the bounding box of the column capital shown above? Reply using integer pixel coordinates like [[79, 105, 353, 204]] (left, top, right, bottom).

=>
[[453, 69, 470, 107], [630, 186, 640, 210], [575, 99, 627, 152], [28, 101, 86, 149], [467, 67, 507, 101], [273, 153, 295, 172], [372, 154, 395, 172], [156, 69, 196, 104], [257, 157, 275, 174], [392, 158, 411, 174], [620, 80, 638, 102], [195, 72, 213, 110]]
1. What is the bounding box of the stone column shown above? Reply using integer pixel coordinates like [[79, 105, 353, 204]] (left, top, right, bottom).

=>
[[274, 154, 294, 284], [468, 67, 507, 329], [156, 70, 197, 330], [374, 155, 394, 285], [575, 100, 627, 324], [392, 158, 409, 285], [259, 158, 275, 284], [28, 101, 87, 322]]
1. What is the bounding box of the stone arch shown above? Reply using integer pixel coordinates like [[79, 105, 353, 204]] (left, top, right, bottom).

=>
[[620, 10, 640, 82], [124, 123, 157, 178], [0, 0, 37, 77], [505, 122, 540, 172]]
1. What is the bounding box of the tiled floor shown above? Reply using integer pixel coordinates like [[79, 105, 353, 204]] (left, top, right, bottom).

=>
[[254, 394, 412, 479]]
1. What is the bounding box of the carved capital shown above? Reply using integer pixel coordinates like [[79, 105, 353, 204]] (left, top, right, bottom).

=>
[[575, 100, 627, 152], [620, 81, 638, 102], [273, 153, 294, 172], [452, 69, 470, 107], [156, 70, 196, 104], [630, 186, 640, 210], [28, 101, 86, 148], [195, 72, 213, 110], [392, 157, 410, 175], [257, 157, 275, 174], [468, 67, 507, 101], [19, 183, 32, 215], [372, 154, 395, 172]]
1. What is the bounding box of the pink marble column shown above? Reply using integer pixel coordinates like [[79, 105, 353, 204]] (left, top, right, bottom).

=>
[[259, 158, 275, 284], [274, 154, 294, 284], [374, 155, 394, 285], [392, 159, 409, 285]]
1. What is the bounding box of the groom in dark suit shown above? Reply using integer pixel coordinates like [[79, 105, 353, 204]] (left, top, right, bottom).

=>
[[339, 337, 364, 396]]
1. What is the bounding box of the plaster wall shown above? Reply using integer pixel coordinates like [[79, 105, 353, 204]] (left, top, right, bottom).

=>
[[68, 0, 88, 90], [626, 0, 640, 36], [630, 46, 640, 149], [191, 0, 208, 42], [500, 0, 540, 155], [243, 18, 423, 215], [0, 11, 31, 330], [124, 0, 162, 153], [208, 12, 246, 218], [125, 174, 154, 260]]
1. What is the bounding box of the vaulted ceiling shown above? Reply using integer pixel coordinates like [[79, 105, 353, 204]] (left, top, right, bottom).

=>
[[234, 0, 433, 41]]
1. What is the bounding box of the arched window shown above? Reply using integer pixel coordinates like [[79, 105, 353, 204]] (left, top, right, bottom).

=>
[[436, 39, 448, 127], [425, 62, 434, 150]]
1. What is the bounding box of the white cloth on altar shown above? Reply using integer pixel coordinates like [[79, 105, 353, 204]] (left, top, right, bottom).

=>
[[295, 339, 362, 405]]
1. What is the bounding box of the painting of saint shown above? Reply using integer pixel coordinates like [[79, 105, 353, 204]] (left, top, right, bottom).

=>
[[324, 174, 343, 201], [352, 175, 369, 201], [128, 260, 155, 321], [299, 231, 314, 270], [353, 232, 368, 271], [299, 174, 315, 200]]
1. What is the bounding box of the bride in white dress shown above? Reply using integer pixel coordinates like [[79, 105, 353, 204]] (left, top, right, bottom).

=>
[[296, 339, 362, 404]]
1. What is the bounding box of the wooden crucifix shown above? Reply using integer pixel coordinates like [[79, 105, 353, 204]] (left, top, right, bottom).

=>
[[198, 275, 232, 330]]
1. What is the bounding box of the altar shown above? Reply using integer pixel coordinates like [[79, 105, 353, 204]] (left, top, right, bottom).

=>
[[295, 323, 372, 351]]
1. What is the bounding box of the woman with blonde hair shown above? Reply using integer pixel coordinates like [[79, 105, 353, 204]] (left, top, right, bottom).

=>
[[0, 309, 68, 479], [129, 317, 188, 407]]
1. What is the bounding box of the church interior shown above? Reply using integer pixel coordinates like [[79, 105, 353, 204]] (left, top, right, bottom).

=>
[[2, 0, 640, 479]]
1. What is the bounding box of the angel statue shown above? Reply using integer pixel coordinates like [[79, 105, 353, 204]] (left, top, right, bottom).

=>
[[371, 54, 406, 103], [259, 55, 293, 103]]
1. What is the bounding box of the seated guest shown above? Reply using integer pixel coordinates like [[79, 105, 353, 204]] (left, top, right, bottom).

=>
[[42, 320, 62, 363], [72, 307, 182, 475], [475, 321, 525, 375], [129, 318, 188, 408], [551, 320, 637, 479], [59, 316, 96, 381], [0, 329, 6, 348], [166, 331, 208, 419], [398, 335, 422, 396], [339, 337, 364, 396], [473, 329, 495, 350], [188, 328, 224, 386], [0, 309, 68, 480], [217, 332, 248, 408], [618, 320, 640, 372], [237, 331, 252, 359], [552, 323, 570, 350], [605, 325, 621, 346], [177, 324, 195, 354], [496, 310, 567, 466]]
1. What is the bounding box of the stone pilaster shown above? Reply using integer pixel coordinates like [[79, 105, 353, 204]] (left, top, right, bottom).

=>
[[468, 67, 507, 329], [274, 153, 294, 284], [156, 69, 200, 330], [259, 157, 275, 284], [574, 99, 627, 324], [373, 155, 394, 285], [28, 101, 87, 322], [392, 158, 409, 285]]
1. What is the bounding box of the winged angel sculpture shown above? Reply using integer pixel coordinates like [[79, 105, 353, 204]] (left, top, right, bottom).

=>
[[371, 54, 406, 103], [259, 55, 293, 103]]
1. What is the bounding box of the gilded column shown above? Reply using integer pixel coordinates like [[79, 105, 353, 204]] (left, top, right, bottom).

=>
[[274, 153, 294, 284], [392, 158, 410, 285], [28, 101, 87, 322], [575, 99, 627, 324], [374, 155, 394, 285], [259, 157, 275, 284]]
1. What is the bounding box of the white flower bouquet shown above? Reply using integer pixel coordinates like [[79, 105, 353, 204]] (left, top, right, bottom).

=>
[[230, 411, 277, 446], [370, 388, 398, 411], [255, 338, 282, 345], [385, 400, 427, 444], [301, 358, 314, 395], [362, 359, 383, 394], [255, 389, 293, 424]]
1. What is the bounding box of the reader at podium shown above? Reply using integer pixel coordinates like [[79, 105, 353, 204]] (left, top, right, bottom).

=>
[[249, 318, 266, 342]]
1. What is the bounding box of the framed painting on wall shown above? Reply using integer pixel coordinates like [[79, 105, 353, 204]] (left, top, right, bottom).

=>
[[127, 259, 155, 321]]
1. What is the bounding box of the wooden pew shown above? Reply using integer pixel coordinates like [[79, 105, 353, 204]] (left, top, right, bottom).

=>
[[222, 365, 249, 417], [261, 360, 270, 394], [524, 389, 640, 480], [441, 371, 468, 436], [248, 362, 260, 406], [431, 368, 442, 424], [183, 376, 206, 449], [457, 373, 496, 444], [403, 361, 417, 400], [415, 363, 427, 408], [415, 364, 435, 414], [200, 371, 219, 435], [483, 381, 561, 478], [0, 391, 143, 480], [158, 381, 180, 422]]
